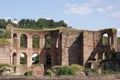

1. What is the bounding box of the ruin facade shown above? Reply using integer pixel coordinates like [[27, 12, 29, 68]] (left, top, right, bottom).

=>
[[0, 24, 117, 68]]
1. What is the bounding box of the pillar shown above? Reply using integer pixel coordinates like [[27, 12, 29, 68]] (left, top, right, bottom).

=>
[[40, 34, 45, 48], [27, 55, 32, 67], [28, 36, 32, 49]]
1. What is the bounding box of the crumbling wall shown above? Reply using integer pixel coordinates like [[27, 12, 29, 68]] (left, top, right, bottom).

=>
[[83, 31, 101, 66], [61, 30, 83, 65], [0, 45, 11, 64]]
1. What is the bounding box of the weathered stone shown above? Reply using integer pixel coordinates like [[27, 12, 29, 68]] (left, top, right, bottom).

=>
[[0, 24, 118, 75]]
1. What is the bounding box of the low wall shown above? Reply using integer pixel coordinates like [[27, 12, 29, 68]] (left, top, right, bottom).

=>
[[0, 74, 120, 80], [0, 45, 10, 64], [101, 60, 120, 70], [15, 65, 44, 76]]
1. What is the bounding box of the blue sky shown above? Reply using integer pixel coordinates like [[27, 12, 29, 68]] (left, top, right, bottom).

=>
[[0, 0, 120, 36]]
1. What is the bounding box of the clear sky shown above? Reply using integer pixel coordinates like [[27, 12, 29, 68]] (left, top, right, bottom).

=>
[[0, 0, 120, 36]]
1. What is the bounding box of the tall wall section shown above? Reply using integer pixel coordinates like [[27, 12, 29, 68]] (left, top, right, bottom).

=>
[[0, 45, 11, 64], [61, 30, 83, 66], [83, 31, 100, 66]]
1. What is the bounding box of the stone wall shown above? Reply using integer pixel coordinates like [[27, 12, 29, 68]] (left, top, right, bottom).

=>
[[101, 60, 120, 71], [0, 45, 11, 64], [61, 30, 83, 65]]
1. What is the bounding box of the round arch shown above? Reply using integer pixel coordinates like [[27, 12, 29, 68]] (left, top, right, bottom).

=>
[[102, 33, 109, 45], [32, 53, 39, 64], [12, 53, 17, 65], [20, 53, 27, 65], [13, 33, 17, 38]]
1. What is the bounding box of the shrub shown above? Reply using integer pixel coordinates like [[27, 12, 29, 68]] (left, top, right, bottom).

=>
[[57, 66, 75, 75], [0, 64, 10, 68], [52, 65, 62, 73], [46, 69, 55, 76], [70, 64, 84, 72], [24, 71, 33, 76], [0, 38, 10, 45]]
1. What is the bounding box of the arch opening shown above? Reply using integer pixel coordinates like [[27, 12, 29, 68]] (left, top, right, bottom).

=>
[[46, 54, 51, 66], [12, 53, 17, 65], [13, 33, 17, 38], [102, 33, 108, 45], [20, 53, 27, 65], [32, 35, 40, 48], [32, 53, 39, 64], [45, 35, 52, 48], [20, 34, 27, 48]]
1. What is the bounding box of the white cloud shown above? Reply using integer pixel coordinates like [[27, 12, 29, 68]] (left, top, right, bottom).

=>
[[96, 6, 114, 13], [106, 6, 114, 11], [96, 8, 105, 12], [111, 12, 120, 18], [64, 4, 93, 15]]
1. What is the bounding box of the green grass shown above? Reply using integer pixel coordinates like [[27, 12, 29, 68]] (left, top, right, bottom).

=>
[[0, 38, 10, 45]]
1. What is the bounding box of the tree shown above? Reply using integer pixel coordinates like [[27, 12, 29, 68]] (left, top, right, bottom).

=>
[[37, 18, 48, 28], [0, 19, 6, 28], [56, 20, 68, 27], [48, 19, 55, 27]]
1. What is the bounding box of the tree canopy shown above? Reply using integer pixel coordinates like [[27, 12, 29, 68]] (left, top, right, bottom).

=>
[[0, 18, 69, 29]]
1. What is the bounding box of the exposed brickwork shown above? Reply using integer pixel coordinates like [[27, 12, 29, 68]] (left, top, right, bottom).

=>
[[0, 25, 118, 74]]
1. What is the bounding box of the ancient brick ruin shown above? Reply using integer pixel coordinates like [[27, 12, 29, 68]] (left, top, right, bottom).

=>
[[0, 24, 117, 70]]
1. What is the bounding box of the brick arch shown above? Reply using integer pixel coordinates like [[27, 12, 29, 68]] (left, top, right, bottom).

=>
[[102, 33, 109, 45], [12, 53, 17, 65], [13, 33, 17, 38], [20, 52, 27, 65], [32, 52, 39, 64]]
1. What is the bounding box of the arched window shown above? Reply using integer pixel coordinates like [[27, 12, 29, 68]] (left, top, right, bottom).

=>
[[13, 53, 17, 65], [13, 33, 17, 38], [32, 35, 40, 48], [13, 33, 17, 48], [32, 53, 39, 64], [45, 35, 52, 48], [102, 33, 108, 45], [20, 53, 27, 65], [20, 34, 27, 48]]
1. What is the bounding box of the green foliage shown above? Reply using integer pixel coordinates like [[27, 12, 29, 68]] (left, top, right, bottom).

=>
[[117, 37, 120, 45], [0, 30, 5, 38], [32, 55, 39, 64], [20, 57, 25, 64], [4, 31, 11, 38], [0, 64, 10, 68], [0, 38, 10, 45], [57, 66, 76, 75], [0, 30, 11, 38], [0, 19, 6, 28], [20, 34, 27, 48], [24, 71, 33, 76], [102, 37, 108, 45], [45, 36, 52, 48], [70, 64, 84, 72], [32, 36, 39, 48], [46, 69, 55, 76]]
